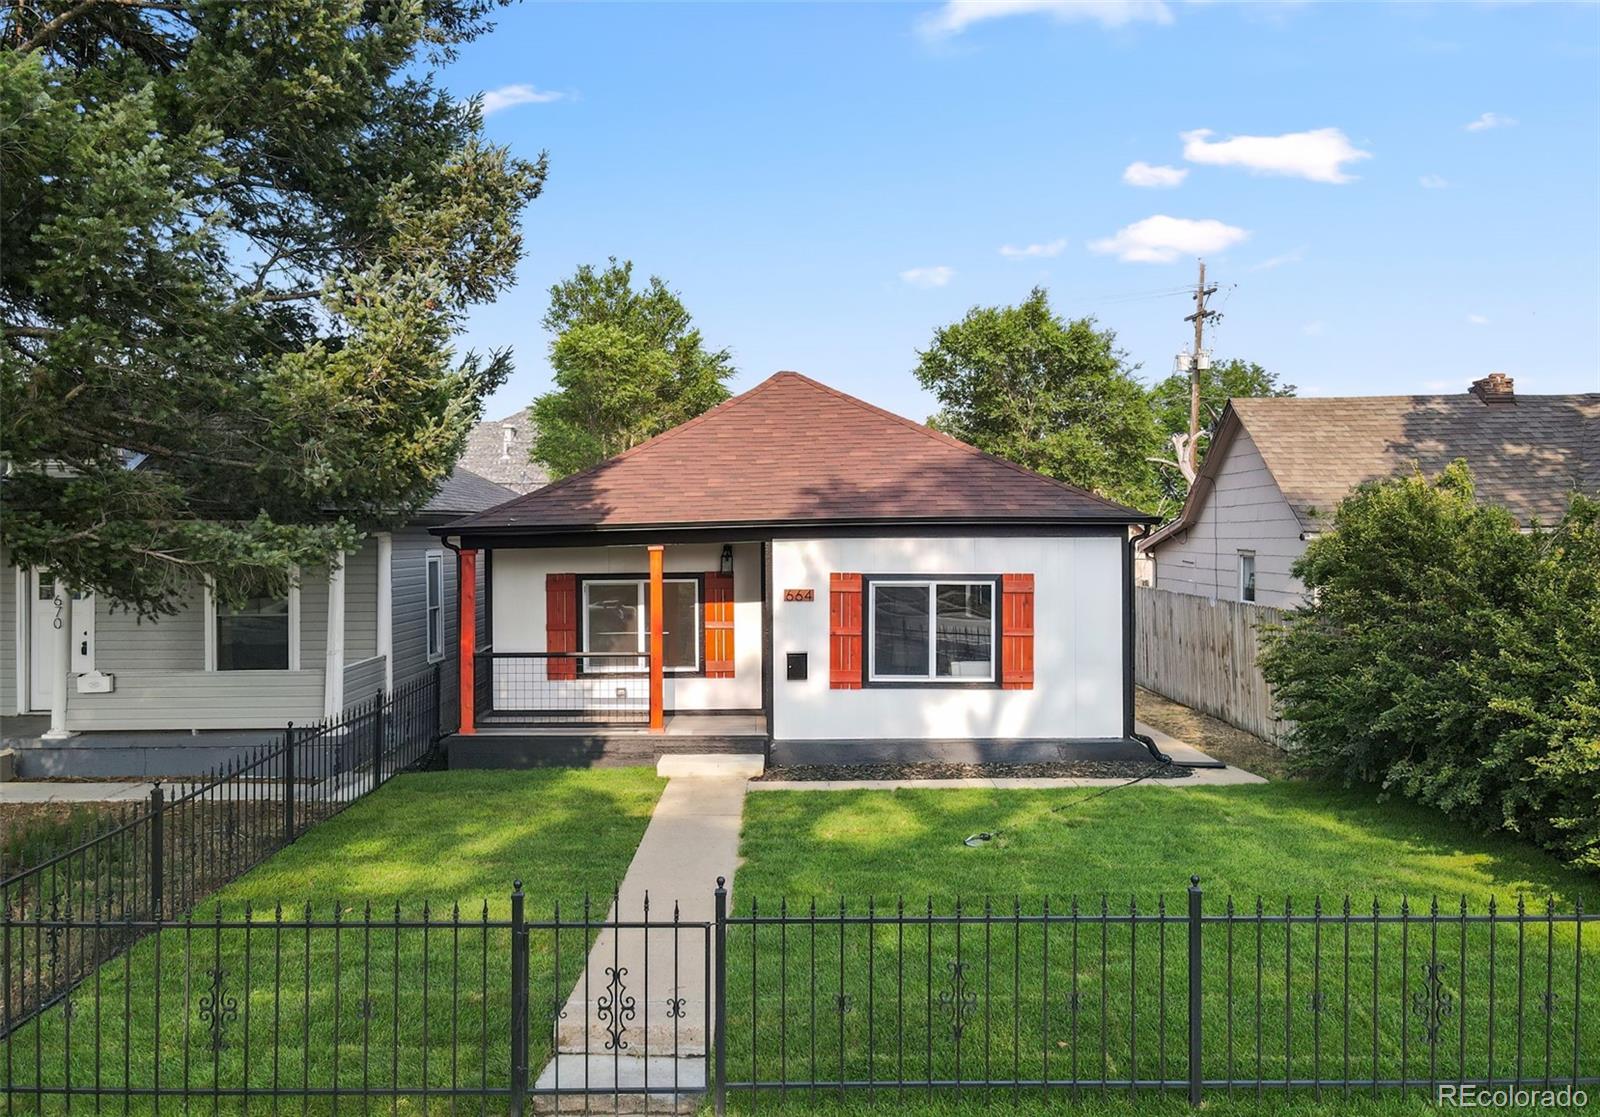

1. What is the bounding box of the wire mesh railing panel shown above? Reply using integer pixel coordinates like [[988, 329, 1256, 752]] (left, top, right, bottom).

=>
[[475, 653, 650, 727]]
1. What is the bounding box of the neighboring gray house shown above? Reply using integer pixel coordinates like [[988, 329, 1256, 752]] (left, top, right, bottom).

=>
[[0, 467, 512, 774], [1140, 375, 1600, 608], [459, 407, 548, 495]]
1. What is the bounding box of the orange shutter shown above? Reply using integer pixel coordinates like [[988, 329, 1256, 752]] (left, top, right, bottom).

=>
[[704, 572, 735, 678], [546, 573, 578, 680], [829, 573, 863, 689], [1000, 573, 1034, 690]]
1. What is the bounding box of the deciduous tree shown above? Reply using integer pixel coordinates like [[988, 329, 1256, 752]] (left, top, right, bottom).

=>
[[531, 259, 734, 478], [913, 287, 1161, 511]]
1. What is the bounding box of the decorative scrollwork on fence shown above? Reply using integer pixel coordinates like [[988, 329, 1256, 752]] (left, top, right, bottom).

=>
[[938, 961, 978, 1042], [596, 966, 636, 1051], [1410, 962, 1454, 1043], [197, 967, 239, 1052], [665, 996, 687, 1019]]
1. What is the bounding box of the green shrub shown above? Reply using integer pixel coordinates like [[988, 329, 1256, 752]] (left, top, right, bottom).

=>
[[1261, 461, 1600, 868]]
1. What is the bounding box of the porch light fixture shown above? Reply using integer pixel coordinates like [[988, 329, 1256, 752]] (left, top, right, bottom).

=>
[[720, 544, 734, 575]]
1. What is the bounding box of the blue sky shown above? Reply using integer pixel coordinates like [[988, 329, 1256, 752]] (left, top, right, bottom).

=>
[[443, 0, 1600, 422]]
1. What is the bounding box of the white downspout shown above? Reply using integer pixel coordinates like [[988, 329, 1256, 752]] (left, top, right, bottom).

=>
[[376, 533, 393, 692], [42, 576, 74, 739], [324, 555, 346, 718]]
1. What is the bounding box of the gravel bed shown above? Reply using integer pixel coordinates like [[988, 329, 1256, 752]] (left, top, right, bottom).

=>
[[753, 759, 1192, 782]]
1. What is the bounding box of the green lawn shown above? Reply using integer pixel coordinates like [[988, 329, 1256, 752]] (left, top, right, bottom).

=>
[[723, 783, 1599, 1115], [4, 768, 665, 1114]]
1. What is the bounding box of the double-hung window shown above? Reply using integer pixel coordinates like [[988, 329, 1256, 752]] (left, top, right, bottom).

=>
[[581, 577, 700, 673], [1238, 552, 1257, 604], [867, 578, 996, 684], [215, 575, 292, 671], [425, 552, 444, 661]]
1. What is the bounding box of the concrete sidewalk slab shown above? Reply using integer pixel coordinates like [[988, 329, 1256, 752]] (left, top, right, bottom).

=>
[[1136, 721, 1227, 768], [549, 775, 745, 1062], [0, 780, 159, 804]]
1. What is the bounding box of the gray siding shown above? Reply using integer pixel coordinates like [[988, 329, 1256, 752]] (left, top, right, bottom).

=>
[[65, 670, 324, 730], [96, 598, 204, 672], [390, 528, 458, 729], [343, 654, 387, 706], [1148, 427, 1310, 609], [1, 548, 16, 715], [344, 538, 379, 659]]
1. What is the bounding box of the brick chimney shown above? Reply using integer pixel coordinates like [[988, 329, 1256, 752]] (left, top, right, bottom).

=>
[[1469, 372, 1515, 405]]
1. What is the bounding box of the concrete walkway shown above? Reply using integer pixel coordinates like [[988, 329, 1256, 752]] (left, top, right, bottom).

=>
[[534, 760, 753, 1111]]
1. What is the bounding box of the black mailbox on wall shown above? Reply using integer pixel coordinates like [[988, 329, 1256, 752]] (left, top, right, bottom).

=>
[[786, 652, 808, 681]]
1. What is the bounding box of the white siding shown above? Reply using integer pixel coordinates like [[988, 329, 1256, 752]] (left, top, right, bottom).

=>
[[488, 542, 764, 712], [770, 535, 1124, 742], [1148, 427, 1310, 609]]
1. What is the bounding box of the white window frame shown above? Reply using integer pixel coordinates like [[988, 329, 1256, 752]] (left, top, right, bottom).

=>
[[425, 550, 445, 663], [204, 568, 300, 672], [1238, 552, 1257, 604], [580, 577, 700, 674], [867, 579, 997, 684]]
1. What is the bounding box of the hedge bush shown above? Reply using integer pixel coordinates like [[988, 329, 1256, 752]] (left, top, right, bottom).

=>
[[1260, 461, 1600, 869]]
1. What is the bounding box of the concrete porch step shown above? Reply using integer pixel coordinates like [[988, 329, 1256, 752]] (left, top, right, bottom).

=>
[[532, 1055, 705, 1114]]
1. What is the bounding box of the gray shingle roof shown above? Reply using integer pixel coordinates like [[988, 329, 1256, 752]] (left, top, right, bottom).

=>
[[420, 467, 518, 517], [458, 408, 548, 495], [1234, 393, 1599, 529], [1192, 392, 1598, 538]]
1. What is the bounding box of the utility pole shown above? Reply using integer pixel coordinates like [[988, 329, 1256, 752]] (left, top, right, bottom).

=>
[[1182, 259, 1220, 477]]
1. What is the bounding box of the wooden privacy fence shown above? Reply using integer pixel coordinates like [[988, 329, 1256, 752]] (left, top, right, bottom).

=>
[[1135, 587, 1289, 747]]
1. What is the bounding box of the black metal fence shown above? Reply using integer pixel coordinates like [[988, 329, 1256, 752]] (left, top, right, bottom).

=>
[[474, 652, 651, 727], [2, 876, 1593, 1112], [3, 883, 710, 1114], [0, 667, 442, 1035]]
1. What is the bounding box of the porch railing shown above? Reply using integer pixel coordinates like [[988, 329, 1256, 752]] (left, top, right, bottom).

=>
[[473, 652, 651, 728]]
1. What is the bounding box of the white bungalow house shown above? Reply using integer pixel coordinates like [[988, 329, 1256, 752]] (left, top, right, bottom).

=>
[[0, 468, 511, 776], [435, 372, 1160, 764]]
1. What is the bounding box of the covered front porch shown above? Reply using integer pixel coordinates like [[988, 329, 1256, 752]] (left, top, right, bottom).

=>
[[446, 537, 771, 764]]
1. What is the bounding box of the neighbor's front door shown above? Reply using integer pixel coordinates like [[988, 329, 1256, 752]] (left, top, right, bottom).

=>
[[28, 570, 94, 711]]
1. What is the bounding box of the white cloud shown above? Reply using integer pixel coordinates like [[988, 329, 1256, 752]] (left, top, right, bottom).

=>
[[900, 266, 955, 288], [998, 238, 1068, 259], [1464, 111, 1516, 132], [1467, 314, 1490, 326], [1088, 215, 1247, 264], [1180, 127, 1372, 184], [1122, 161, 1188, 188], [1419, 174, 1450, 189], [1302, 320, 1326, 337], [919, 0, 1172, 37], [1248, 248, 1304, 271], [480, 84, 567, 115]]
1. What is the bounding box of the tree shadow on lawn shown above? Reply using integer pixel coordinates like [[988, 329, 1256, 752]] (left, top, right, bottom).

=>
[[736, 782, 1598, 909], [217, 768, 667, 917]]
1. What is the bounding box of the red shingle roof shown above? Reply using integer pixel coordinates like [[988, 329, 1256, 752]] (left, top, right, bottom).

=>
[[446, 372, 1152, 535]]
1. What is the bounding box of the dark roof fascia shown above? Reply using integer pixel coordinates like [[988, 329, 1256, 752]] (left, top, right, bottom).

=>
[[433, 516, 1149, 548], [1139, 404, 1245, 552]]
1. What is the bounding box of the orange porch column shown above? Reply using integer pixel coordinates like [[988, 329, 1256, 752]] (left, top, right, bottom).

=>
[[458, 548, 477, 735], [648, 544, 665, 732]]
